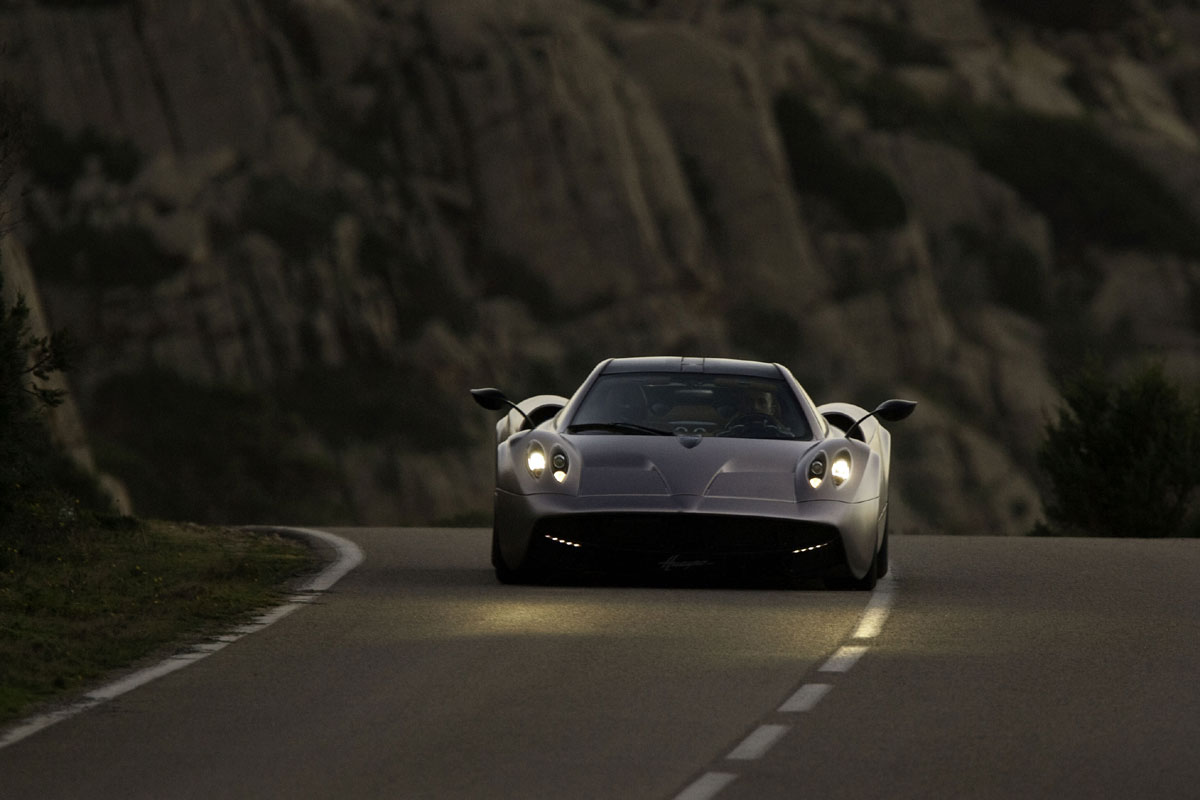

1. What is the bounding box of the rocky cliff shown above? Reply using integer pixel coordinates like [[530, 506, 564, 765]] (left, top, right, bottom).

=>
[[1, 0, 1198, 533]]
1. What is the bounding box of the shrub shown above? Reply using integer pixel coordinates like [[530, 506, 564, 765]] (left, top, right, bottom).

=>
[[0, 270, 109, 540], [1035, 361, 1200, 537]]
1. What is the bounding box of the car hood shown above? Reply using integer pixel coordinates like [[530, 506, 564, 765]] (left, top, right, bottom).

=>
[[568, 435, 819, 501]]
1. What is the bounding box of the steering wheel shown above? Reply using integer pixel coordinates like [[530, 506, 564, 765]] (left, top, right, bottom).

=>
[[718, 412, 777, 436]]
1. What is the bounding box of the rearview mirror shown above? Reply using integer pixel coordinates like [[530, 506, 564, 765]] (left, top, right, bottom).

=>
[[470, 387, 513, 412], [872, 399, 917, 423]]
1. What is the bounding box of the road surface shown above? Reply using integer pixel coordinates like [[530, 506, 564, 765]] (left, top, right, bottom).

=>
[[1, 529, 1197, 799]]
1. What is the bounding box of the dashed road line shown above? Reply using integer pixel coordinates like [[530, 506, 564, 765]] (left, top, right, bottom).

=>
[[726, 724, 791, 760], [819, 644, 870, 673], [675, 772, 739, 800], [851, 588, 895, 639], [778, 682, 833, 713], [0, 527, 362, 751], [672, 568, 899, 799]]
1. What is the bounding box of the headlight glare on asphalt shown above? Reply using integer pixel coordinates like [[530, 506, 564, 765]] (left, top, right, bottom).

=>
[[527, 443, 547, 479]]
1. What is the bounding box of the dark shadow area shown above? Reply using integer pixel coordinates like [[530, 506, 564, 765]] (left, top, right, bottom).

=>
[[507, 568, 831, 592]]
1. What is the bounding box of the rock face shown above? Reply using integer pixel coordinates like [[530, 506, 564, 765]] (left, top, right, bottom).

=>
[[1, 0, 1198, 533]]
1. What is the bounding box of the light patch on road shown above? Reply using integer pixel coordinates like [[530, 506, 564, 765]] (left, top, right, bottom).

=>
[[0, 527, 362, 751], [726, 724, 791, 760]]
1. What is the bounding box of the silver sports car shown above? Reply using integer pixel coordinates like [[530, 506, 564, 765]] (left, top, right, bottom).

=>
[[471, 357, 915, 590]]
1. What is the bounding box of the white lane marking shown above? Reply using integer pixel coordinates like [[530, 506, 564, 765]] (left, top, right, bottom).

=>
[[778, 682, 833, 713], [682, 564, 900, 800], [819, 644, 869, 673], [675, 772, 739, 800], [0, 527, 362, 751], [282, 527, 364, 593], [726, 723, 791, 760], [851, 591, 894, 639]]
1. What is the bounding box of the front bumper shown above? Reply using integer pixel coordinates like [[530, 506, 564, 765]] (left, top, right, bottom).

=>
[[494, 489, 882, 579]]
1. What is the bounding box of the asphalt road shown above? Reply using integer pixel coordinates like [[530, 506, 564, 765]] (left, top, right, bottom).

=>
[[1, 530, 1197, 799]]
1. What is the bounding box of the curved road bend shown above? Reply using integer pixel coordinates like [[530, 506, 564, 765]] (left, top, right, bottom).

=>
[[0, 530, 1197, 799]]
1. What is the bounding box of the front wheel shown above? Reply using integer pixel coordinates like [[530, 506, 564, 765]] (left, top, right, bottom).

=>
[[876, 523, 889, 579], [825, 545, 879, 591], [491, 529, 544, 584], [850, 550, 878, 590]]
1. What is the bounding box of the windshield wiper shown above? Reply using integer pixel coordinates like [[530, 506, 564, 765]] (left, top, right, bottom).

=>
[[565, 422, 673, 436]]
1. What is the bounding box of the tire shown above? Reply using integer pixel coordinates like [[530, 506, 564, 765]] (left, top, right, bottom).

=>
[[850, 551, 878, 590], [491, 528, 543, 584], [491, 528, 520, 584], [825, 543, 878, 591], [876, 524, 889, 579], [491, 528, 516, 583]]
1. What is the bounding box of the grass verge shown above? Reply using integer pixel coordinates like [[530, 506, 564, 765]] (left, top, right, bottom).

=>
[[0, 517, 322, 726]]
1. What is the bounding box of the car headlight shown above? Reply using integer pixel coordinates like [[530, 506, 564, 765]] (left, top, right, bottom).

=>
[[807, 451, 851, 489], [527, 443, 546, 479], [831, 452, 851, 486]]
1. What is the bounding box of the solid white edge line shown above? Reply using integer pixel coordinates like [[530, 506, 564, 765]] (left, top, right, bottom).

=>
[[278, 526, 365, 593], [726, 723, 791, 760], [778, 682, 833, 713], [0, 526, 362, 751], [675, 772, 739, 800]]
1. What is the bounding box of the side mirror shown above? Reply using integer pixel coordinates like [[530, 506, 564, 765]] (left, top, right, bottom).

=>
[[872, 399, 917, 423], [470, 387, 534, 428], [845, 398, 917, 439], [470, 387, 513, 412]]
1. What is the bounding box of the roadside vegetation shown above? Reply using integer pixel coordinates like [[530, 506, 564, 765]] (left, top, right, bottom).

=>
[[0, 244, 320, 725], [1, 100, 320, 730], [1035, 361, 1200, 538], [0, 518, 318, 724]]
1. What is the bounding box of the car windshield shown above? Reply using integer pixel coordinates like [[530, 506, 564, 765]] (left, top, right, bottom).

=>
[[567, 373, 812, 440]]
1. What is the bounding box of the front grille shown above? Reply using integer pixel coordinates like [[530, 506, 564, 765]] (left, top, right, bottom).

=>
[[532, 513, 837, 556]]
